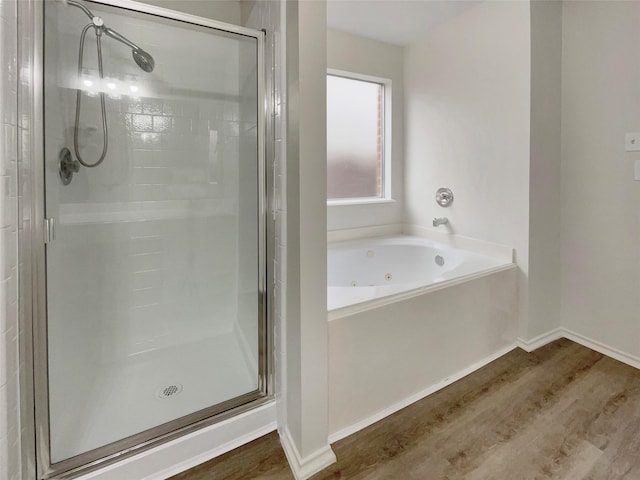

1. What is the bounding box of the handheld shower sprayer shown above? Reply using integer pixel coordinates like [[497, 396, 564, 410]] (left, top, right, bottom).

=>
[[59, 0, 155, 185], [101, 26, 156, 72]]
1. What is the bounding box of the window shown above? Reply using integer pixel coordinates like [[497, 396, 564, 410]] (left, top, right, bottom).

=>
[[327, 72, 390, 202]]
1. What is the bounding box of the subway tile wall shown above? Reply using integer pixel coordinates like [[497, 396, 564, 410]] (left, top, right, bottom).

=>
[[55, 94, 245, 205], [46, 92, 246, 362], [0, 0, 22, 478], [44, 2, 259, 370]]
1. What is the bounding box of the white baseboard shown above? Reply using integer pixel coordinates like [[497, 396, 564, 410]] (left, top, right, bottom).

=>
[[561, 328, 640, 370], [280, 427, 337, 480], [328, 329, 640, 449], [518, 327, 640, 370], [517, 327, 564, 352], [328, 342, 519, 444]]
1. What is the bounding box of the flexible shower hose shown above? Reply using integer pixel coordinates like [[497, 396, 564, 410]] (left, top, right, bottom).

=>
[[74, 21, 108, 168]]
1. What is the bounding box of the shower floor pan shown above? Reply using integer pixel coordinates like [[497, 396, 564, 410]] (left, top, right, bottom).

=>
[[49, 330, 258, 463]]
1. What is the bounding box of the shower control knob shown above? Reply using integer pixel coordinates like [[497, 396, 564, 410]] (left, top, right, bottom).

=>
[[58, 147, 80, 186], [436, 187, 454, 207]]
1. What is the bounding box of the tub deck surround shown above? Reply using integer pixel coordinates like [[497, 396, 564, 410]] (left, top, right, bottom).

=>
[[327, 230, 515, 317], [328, 265, 518, 439], [326, 226, 518, 441], [402, 223, 514, 262], [327, 223, 514, 260], [326, 223, 403, 243]]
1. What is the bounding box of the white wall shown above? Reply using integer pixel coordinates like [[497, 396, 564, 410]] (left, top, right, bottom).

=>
[[561, 1, 640, 357], [527, 0, 562, 339], [139, 0, 241, 25], [403, 1, 531, 335], [326, 29, 404, 231], [282, 0, 336, 476]]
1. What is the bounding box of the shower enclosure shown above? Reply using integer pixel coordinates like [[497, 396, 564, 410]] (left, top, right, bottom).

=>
[[35, 0, 268, 477]]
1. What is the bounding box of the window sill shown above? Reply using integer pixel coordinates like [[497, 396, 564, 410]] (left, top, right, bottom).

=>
[[327, 198, 396, 207]]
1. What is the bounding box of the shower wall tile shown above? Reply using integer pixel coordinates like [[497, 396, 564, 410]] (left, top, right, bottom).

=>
[[131, 149, 155, 167], [50, 213, 240, 362], [132, 113, 154, 132], [142, 100, 163, 115], [131, 166, 172, 185], [0, 0, 21, 478], [275, 1, 287, 428], [0, 382, 6, 480]]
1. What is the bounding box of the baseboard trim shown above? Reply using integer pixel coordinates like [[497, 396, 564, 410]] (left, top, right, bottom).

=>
[[517, 328, 564, 352], [279, 427, 337, 480], [561, 328, 640, 370], [517, 327, 640, 370], [328, 342, 519, 444], [328, 329, 640, 449]]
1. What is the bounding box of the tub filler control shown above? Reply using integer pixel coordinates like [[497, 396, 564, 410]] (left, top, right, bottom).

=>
[[436, 187, 454, 207], [435, 255, 445, 266]]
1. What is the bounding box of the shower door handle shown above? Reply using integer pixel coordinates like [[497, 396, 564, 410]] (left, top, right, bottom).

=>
[[44, 218, 56, 244]]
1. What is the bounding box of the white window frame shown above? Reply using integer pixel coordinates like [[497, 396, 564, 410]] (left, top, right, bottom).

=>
[[327, 69, 393, 205]]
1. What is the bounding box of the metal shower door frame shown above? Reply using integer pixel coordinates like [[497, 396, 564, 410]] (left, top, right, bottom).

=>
[[29, 1, 271, 478]]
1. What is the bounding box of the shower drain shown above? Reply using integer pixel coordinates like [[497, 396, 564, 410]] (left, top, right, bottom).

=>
[[156, 383, 183, 400]]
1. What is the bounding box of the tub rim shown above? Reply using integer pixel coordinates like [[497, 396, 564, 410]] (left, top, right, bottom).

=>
[[327, 231, 516, 320], [328, 262, 516, 320]]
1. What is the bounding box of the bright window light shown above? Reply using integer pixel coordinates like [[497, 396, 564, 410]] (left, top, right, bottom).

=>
[[327, 74, 385, 200]]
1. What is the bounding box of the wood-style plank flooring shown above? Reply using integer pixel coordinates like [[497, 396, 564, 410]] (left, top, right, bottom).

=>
[[171, 339, 640, 479]]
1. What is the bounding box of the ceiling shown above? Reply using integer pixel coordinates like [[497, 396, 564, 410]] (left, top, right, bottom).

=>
[[326, 0, 482, 46]]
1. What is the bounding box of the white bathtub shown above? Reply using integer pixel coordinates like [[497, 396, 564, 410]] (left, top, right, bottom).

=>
[[328, 235, 513, 312], [327, 232, 519, 440]]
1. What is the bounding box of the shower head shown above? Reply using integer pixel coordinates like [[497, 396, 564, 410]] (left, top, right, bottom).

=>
[[64, 0, 155, 74], [132, 48, 155, 73], [102, 27, 155, 72]]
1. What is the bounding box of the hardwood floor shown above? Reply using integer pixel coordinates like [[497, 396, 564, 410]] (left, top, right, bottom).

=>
[[169, 431, 293, 480], [171, 339, 640, 480]]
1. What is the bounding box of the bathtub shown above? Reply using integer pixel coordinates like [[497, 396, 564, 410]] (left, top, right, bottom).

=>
[[327, 232, 518, 441], [328, 235, 513, 313]]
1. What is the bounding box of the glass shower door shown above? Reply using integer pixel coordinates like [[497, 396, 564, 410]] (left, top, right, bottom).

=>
[[41, 0, 265, 470]]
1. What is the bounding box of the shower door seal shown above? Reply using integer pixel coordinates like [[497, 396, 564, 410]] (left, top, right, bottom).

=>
[[29, 0, 271, 478]]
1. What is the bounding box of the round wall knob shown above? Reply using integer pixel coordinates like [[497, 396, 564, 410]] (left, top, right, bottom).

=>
[[436, 187, 454, 207], [59, 147, 80, 186]]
